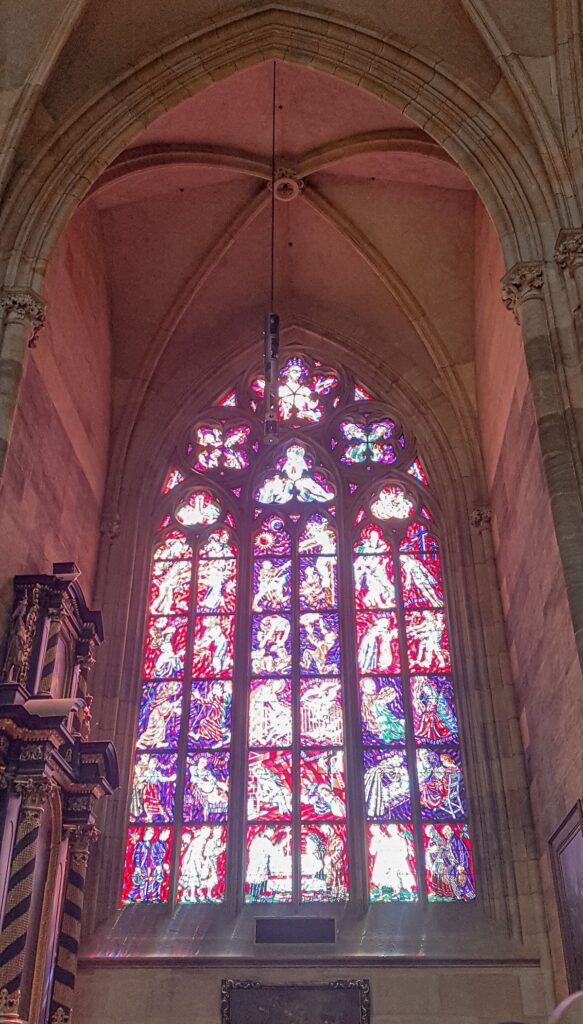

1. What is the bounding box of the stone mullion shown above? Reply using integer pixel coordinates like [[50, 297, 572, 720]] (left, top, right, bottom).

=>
[[0, 780, 48, 1023], [49, 826, 96, 1024]]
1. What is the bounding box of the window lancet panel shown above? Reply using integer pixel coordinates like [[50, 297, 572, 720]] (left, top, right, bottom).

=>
[[122, 354, 475, 907]]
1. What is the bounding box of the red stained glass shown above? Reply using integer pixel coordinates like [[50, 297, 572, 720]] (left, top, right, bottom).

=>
[[408, 457, 428, 486], [183, 752, 230, 822], [188, 680, 232, 748], [121, 826, 173, 904], [194, 423, 250, 472], [129, 752, 177, 823], [137, 678, 183, 750], [354, 523, 391, 555], [162, 467, 184, 494], [154, 530, 191, 561], [363, 748, 411, 820], [251, 614, 292, 676], [400, 552, 443, 609], [148, 560, 191, 616], [175, 490, 221, 526], [353, 552, 395, 610], [300, 678, 343, 745], [410, 676, 458, 744], [177, 826, 227, 903], [400, 522, 439, 559], [245, 825, 292, 903], [253, 558, 292, 611], [423, 824, 475, 901], [247, 750, 293, 821], [416, 746, 465, 820], [298, 515, 336, 555], [199, 528, 237, 560], [143, 616, 187, 679], [218, 388, 237, 407], [301, 824, 348, 902], [405, 610, 450, 673], [371, 485, 415, 521], [356, 611, 400, 675], [192, 616, 235, 678], [196, 555, 237, 613], [249, 678, 292, 747], [300, 749, 346, 821], [368, 824, 417, 902]]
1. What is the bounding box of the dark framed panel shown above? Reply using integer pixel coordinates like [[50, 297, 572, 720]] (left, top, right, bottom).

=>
[[221, 979, 370, 1024], [550, 801, 583, 991]]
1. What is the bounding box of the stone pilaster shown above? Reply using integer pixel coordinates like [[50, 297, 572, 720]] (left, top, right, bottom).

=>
[[501, 261, 544, 324], [0, 289, 45, 477]]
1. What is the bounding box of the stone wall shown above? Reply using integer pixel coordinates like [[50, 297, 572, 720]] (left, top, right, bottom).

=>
[[0, 201, 111, 624], [474, 204, 583, 997]]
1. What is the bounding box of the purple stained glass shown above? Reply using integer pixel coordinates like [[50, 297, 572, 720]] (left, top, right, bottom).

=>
[[410, 676, 458, 744], [299, 557, 337, 610], [301, 824, 349, 902], [405, 610, 450, 673], [300, 677, 343, 745], [122, 826, 173, 904], [360, 676, 406, 746], [298, 514, 336, 555], [247, 750, 293, 821], [245, 824, 292, 903], [196, 555, 237, 614], [149, 559, 191, 616], [192, 615, 235, 678], [363, 748, 411, 820], [368, 823, 417, 902], [299, 613, 340, 675], [253, 558, 292, 611], [137, 678, 183, 750], [356, 611, 400, 675], [183, 752, 230, 822], [423, 824, 475, 901], [249, 678, 292, 747], [154, 530, 191, 561], [416, 746, 466, 820], [300, 749, 346, 821], [353, 551, 395, 610], [129, 752, 177, 824], [188, 679, 231, 748], [251, 614, 292, 676], [143, 616, 187, 679], [177, 826, 227, 903], [400, 552, 443, 609], [254, 516, 291, 556]]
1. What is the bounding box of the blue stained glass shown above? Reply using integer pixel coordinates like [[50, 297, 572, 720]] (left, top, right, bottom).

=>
[[254, 516, 291, 556], [137, 678, 183, 749], [298, 514, 336, 555], [183, 752, 230, 822], [129, 753, 177, 823], [416, 745, 466, 821], [363, 748, 411, 820], [188, 679, 232, 748], [299, 557, 337, 609], [424, 824, 475, 901], [299, 613, 340, 675], [251, 614, 292, 676], [360, 676, 406, 745]]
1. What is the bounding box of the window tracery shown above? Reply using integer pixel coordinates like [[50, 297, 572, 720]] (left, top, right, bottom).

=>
[[122, 353, 475, 907]]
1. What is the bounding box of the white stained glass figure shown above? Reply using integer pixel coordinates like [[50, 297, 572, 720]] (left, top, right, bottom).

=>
[[371, 485, 415, 521], [175, 491, 222, 526], [255, 445, 335, 505]]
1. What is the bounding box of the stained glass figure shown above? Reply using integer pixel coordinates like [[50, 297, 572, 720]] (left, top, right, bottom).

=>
[[400, 552, 443, 609], [149, 560, 191, 615], [300, 750, 346, 820], [188, 680, 232, 748], [255, 445, 335, 504], [122, 826, 172, 903], [249, 678, 292, 747], [368, 824, 417, 902], [144, 616, 187, 679], [299, 557, 337, 609], [416, 746, 465, 820], [300, 613, 340, 675], [360, 677, 406, 745], [410, 676, 458, 744], [299, 514, 336, 554], [301, 825, 348, 902], [363, 748, 411, 820], [356, 612, 400, 674], [162, 467, 184, 494], [423, 824, 475, 901], [251, 614, 292, 676], [300, 678, 343, 745], [247, 750, 293, 820], [129, 753, 177, 823], [137, 678, 183, 749], [196, 554, 237, 613], [253, 559, 292, 611], [194, 423, 250, 472], [192, 616, 235, 677], [339, 419, 397, 465], [154, 530, 191, 561], [253, 357, 339, 424], [183, 752, 230, 821], [177, 826, 227, 903], [370, 485, 415, 521], [245, 825, 293, 902], [405, 610, 450, 672], [353, 542, 395, 609], [175, 490, 221, 526]]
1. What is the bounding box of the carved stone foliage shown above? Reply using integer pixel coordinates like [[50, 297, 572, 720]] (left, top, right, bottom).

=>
[[555, 228, 583, 275], [1, 586, 41, 686], [0, 289, 45, 348], [501, 261, 544, 323], [470, 506, 492, 532]]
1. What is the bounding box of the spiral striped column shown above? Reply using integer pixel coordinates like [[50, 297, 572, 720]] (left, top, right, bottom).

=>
[[39, 615, 61, 695], [50, 827, 95, 1024], [0, 781, 47, 1023]]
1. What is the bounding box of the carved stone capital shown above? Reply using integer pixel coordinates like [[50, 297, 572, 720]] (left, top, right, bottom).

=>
[[555, 227, 583, 274], [66, 823, 99, 868], [0, 987, 21, 1021], [13, 776, 51, 816], [51, 1008, 72, 1024], [501, 261, 544, 323], [0, 289, 45, 348], [100, 512, 121, 541], [470, 506, 492, 532]]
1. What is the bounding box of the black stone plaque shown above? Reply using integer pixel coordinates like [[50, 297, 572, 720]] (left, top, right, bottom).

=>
[[221, 980, 370, 1024]]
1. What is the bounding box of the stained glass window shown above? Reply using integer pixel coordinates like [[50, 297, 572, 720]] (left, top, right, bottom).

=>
[[123, 353, 475, 908]]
